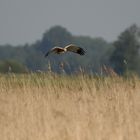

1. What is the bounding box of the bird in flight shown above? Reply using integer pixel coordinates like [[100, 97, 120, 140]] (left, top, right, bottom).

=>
[[45, 44, 85, 57]]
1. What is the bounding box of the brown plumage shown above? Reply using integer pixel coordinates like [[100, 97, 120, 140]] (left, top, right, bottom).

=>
[[45, 44, 85, 57]]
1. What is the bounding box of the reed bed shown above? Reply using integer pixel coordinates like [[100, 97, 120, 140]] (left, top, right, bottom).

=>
[[0, 73, 140, 140]]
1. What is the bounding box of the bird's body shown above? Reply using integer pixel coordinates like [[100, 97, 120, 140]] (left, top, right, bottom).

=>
[[45, 44, 85, 57]]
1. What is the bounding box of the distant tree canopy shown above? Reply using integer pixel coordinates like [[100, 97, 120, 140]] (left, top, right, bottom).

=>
[[0, 24, 140, 75], [36, 26, 73, 53], [0, 60, 27, 73], [32, 25, 113, 73], [110, 24, 140, 75]]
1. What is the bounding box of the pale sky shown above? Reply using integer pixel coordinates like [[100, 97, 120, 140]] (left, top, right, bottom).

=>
[[0, 0, 140, 45]]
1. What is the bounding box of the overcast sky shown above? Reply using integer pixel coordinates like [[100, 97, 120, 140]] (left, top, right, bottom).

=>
[[0, 0, 140, 45]]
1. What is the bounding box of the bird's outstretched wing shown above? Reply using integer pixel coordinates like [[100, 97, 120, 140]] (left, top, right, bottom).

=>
[[44, 47, 64, 57], [65, 44, 85, 55], [45, 47, 57, 57]]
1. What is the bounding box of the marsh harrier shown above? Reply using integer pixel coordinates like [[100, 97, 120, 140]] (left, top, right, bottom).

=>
[[45, 44, 85, 57]]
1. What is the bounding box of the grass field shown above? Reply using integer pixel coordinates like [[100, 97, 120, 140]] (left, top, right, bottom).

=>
[[0, 73, 140, 140]]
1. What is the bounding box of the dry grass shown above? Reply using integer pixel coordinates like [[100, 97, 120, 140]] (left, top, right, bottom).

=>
[[0, 73, 140, 140]]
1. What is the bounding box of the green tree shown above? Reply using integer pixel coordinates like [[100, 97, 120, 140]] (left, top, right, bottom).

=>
[[0, 60, 28, 73], [0, 25, 114, 74], [38, 25, 73, 53], [110, 24, 140, 75]]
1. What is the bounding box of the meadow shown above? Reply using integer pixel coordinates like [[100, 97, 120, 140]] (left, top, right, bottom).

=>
[[0, 73, 140, 140]]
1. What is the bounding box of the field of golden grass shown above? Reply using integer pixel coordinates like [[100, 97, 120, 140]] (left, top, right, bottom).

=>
[[0, 73, 140, 140]]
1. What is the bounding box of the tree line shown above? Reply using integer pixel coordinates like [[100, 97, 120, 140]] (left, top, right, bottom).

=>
[[0, 24, 140, 75]]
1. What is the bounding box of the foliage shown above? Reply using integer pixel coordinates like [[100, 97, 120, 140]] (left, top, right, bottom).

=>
[[0, 60, 27, 73], [0, 25, 113, 73], [110, 24, 140, 75], [0, 24, 140, 75]]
